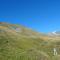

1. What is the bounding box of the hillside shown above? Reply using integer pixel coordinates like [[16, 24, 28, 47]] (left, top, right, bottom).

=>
[[0, 22, 60, 60]]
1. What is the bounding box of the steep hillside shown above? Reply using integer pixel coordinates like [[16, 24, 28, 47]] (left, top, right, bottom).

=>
[[0, 22, 60, 60]]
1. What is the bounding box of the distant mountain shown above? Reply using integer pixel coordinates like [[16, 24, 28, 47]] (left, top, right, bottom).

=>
[[48, 31, 60, 36], [55, 31, 60, 35]]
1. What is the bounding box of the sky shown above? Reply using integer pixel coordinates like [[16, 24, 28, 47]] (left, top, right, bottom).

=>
[[0, 0, 60, 33]]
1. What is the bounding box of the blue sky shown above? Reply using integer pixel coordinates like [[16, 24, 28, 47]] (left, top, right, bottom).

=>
[[0, 0, 60, 33]]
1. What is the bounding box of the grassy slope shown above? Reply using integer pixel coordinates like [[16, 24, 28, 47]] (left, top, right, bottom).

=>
[[0, 22, 60, 60]]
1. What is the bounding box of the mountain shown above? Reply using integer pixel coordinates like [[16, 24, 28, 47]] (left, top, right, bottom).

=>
[[0, 22, 60, 60], [48, 31, 60, 36], [54, 31, 60, 35]]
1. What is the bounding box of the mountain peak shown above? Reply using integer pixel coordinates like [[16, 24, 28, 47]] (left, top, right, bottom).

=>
[[48, 30, 60, 36]]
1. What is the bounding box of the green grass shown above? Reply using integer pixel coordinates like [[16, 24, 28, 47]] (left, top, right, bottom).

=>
[[0, 23, 60, 60]]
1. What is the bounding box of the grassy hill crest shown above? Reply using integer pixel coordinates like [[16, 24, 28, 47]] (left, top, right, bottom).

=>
[[0, 22, 60, 60]]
